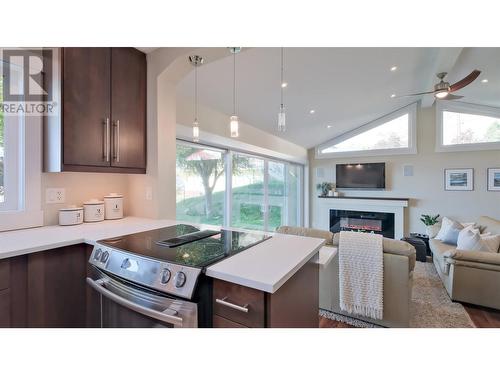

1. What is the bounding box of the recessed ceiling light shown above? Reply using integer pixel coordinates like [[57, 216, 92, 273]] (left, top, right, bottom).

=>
[[391, 94, 396, 98], [481, 79, 489, 83], [327, 125, 332, 128], [390, 66, 398, 71], [281, 82, 288, 88], [309, 109, 315, 114]]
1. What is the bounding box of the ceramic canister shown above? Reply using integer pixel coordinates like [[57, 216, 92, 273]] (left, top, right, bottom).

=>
[[104, 193, 124, 220], [59, 206, 84, 226], [83, 199, 105, 222]]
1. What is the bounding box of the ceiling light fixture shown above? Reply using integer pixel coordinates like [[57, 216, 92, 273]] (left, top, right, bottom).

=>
[[390, 66, 398, 71], [434, 90, 449, 99], [229, 47, 241, 138], [327, 125, 332, 128], [281, 82, 288, 88], [309, 109, 315, 114], [391, 94, 396, 98], [278, 47, 286, 132], [189, 55, 204, 142], [481, 79, 489, 83]]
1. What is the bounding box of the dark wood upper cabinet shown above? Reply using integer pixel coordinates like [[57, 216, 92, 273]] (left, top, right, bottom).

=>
[[110, 48, 147, 169], [63, 48, 111, 168], [45, 47, 147, 174]]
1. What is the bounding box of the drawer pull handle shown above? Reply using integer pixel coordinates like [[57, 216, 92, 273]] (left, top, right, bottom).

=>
[[216, 297, 249, 313]]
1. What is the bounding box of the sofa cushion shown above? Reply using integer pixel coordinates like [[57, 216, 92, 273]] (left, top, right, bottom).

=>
[[276, 226, 333, 245], [457, 229, 484, 252], [441, 221, 463, 245], [477, 216, 500, 236], [333, 233, 416, 272]]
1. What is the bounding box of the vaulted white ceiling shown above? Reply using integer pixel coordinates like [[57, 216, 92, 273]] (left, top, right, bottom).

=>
[[176, 47, 499, 149]]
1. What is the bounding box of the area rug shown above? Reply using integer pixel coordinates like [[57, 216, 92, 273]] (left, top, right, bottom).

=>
[[320, 261, 476, 328]]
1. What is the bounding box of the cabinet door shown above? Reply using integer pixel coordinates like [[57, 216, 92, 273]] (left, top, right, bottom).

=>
[[63, 47, 111, 167], [110, 48, 147, 170], [28, 245, 87, 328]]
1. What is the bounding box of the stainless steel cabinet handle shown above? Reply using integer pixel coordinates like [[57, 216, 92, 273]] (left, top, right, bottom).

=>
[[113, 120, 120, 162], [103, 117, 110, 162], [86, 277, 184, 327], [215, 296, 249, 313]]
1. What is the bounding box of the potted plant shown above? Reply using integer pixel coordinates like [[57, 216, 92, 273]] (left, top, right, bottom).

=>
[[420, 214, 441, 238], [316, 182, 334, 197]]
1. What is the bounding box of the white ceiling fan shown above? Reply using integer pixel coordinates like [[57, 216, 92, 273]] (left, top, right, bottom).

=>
[[399, 69, 481, 100]]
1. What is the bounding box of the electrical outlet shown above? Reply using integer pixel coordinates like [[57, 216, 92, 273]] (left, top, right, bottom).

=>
[[46, 188, 66, 204]]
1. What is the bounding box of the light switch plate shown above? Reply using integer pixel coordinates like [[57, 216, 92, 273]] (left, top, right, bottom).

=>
[[145, 187, 153, 201], [46, 188, 66, 204]]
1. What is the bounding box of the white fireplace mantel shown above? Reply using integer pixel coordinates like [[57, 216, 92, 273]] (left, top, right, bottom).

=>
[[313, 197, 409, 239]]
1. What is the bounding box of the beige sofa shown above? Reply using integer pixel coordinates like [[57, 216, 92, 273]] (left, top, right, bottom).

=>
[[429, 216, 500, 310], [277, 226, 416, 328]]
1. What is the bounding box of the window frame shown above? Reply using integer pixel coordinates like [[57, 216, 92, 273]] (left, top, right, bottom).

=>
[[436, 101, 500, 152], [0, 56, 43, 231], [315, 102, 418, 159]]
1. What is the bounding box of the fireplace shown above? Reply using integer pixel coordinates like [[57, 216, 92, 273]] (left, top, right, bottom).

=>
[[330, 209, 395, 238]]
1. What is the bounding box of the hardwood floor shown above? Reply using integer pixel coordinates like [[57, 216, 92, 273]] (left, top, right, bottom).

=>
[[463, 304, 500, 328], [319, 304, 500, 328]]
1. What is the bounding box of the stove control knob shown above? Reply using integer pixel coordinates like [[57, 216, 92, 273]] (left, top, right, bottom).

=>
[[174, 271, 186, 288], [93, 248, 102, 261], [161, 269, 171, 284], [101, 251, 110, 263]]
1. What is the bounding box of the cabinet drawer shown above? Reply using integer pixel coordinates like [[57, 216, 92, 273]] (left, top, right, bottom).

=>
[[213, 315, 248, 328], [0, 259, 10, 291], [213, 279, 265, 328]]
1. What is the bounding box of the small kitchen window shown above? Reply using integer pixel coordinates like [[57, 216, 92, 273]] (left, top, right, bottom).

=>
[[0, 54, 43, 231]]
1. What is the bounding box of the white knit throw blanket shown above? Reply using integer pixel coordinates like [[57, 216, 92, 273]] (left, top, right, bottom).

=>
[[339, 231, 383, 320]]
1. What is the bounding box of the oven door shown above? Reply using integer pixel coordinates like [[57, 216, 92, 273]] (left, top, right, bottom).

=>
[[86, 269, 198, 328]]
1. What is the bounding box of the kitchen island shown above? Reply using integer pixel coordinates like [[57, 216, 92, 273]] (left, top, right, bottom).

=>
[[0, 217, 324, 328]]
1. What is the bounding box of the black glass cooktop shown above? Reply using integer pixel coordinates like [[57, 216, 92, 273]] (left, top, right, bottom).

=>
[[97, 224, 270, 268]]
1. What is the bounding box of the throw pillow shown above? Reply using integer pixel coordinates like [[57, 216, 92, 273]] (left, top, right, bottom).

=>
[[456, 230, 484, 251], [479, 234, 500, 253], [435, 217, 454, 240], [441, 222, 464, 246]]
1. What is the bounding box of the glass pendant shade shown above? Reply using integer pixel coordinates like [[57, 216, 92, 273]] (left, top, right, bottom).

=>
[[192, 121, 200, 142], [278, 106, 286, 132], [230, 115, 239, 138]]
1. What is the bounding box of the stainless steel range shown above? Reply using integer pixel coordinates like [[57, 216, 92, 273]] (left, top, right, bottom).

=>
[[86, 224, 270, 328]]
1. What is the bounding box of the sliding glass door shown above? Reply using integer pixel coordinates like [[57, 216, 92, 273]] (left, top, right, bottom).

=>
[[176, 140, 303, 232]]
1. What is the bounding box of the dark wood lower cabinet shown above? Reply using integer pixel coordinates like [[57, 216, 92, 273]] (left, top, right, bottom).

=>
[[0, 244, 89, 328], [213, 255, 319, 328]]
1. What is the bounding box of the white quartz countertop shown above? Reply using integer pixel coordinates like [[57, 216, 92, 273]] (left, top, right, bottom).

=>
[[0, 217, 324, 293]]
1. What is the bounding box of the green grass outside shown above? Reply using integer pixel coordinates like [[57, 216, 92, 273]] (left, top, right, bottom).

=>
[[176, 182, 285, 230]]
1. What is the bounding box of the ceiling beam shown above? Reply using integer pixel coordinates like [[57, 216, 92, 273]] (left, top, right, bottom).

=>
[[421, 47, 463, 108]]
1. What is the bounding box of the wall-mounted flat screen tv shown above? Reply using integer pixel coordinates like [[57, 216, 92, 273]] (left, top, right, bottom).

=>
[[336, 163, 386, 189]]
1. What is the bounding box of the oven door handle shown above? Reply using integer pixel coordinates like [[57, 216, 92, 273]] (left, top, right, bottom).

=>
[[86, 277, 185, 327]]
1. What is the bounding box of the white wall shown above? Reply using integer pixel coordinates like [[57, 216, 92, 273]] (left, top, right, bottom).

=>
[[42, 172, 129, 225], [176, 95, 307, 162], [309, 105, 500, 235]]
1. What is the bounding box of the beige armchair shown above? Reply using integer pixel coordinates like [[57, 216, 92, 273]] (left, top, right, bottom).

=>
[[276, 226, 416, 328]]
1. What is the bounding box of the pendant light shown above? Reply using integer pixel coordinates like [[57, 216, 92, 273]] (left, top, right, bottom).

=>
[[278, 47, 286, 132], [229, 47, 241, 137], [189, 55, 204, 142]]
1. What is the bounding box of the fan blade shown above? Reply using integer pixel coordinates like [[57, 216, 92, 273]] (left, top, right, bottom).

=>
[[396, 90, 435, 98], [449, 70, 481, 92], [439, 94, 464, 100]]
